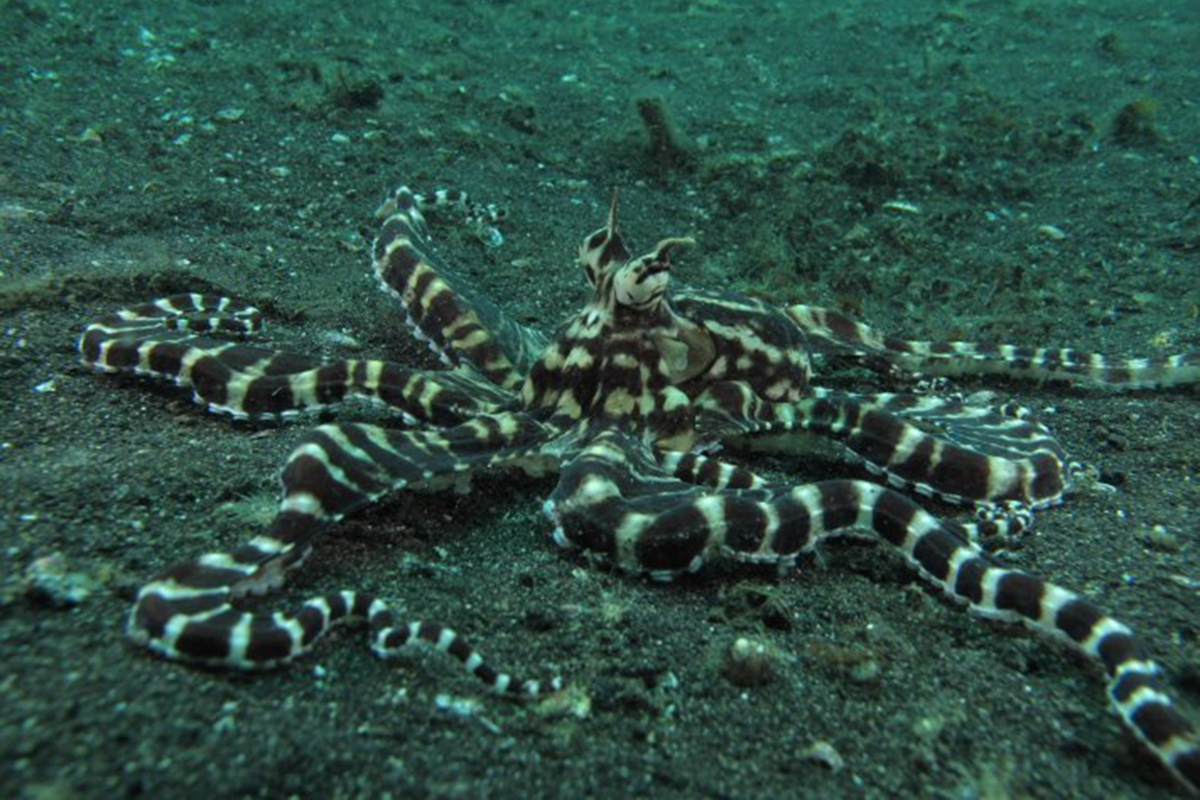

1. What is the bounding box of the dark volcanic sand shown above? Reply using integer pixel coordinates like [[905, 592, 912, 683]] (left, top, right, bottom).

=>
[[1, 1, 1197, 798]]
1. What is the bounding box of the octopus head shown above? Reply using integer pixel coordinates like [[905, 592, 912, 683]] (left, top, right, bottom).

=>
[[579, 192, 694, 315]]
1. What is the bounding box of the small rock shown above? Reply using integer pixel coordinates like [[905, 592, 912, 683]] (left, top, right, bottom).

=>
[[24, 552, 96, 608], [849, 658, 881, 684], [1137, 524, 1181, 553], [721, 636, 777, 688], [801, 740, 845, 772]]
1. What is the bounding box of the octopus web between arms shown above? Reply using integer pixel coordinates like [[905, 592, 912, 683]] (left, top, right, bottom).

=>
[[80, 184, 1200, 793]]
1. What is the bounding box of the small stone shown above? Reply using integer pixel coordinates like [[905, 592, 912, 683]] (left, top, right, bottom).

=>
[[913, 714, 947, 742], [801, 740, 845, 772], [843, 223, 872, 247], [849, 658, 881, 684], [721, 636, 776, 688], [536, 684, 591, 719], [434, 693, 482, 718], [1036, 224, 1067, 241], [24, 552, 96, 608], [1137, 524, 1181, 553], [320, 330, 361, 350]]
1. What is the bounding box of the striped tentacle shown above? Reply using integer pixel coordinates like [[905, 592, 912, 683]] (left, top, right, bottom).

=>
[[80, 293, 263, 367], [658, 447, 1027, 545], [810, 387, 1065, 524], [694, 381, 1066, 512], [658, 449, 769, 492], [548, 430, 1198, 791], [546, 429, 727, 577], [80, 293, 509, 423], [369, 615, 561, 697], [397, 188, 509, 244], [131, 581, 557, 697], [374, 186, 549, 391], [788, 303, 1200, 390], [755, 481, 1199, 793], [129, 411, 560, 695]]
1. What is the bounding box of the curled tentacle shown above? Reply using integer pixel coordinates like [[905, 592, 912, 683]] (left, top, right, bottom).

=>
[[128, 412, 559, 694], [374, 186, 548, 389], [694, 381, 1067, 511], [548, 429, 1199, 790]]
